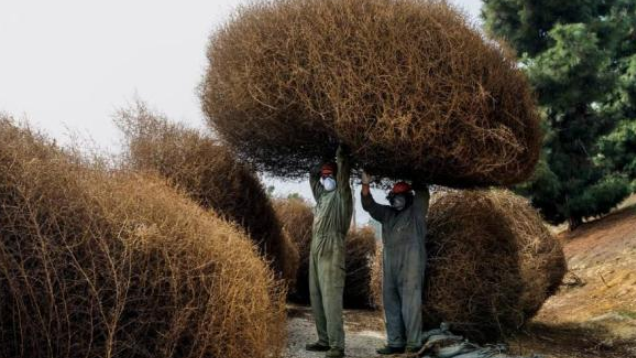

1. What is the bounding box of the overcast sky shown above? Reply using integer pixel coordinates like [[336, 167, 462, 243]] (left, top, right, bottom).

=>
[[0, 0, 483, 225]]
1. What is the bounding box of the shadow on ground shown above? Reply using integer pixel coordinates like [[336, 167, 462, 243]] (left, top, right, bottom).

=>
[[286, 306, 636, 358], [509, 322, 636, 358]]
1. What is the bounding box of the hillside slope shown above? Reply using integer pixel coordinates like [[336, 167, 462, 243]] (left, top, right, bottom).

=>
[[540, 205, 636, 336], [512, 203, 636, 357]]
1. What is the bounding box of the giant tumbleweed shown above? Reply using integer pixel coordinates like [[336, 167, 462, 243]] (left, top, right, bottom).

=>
[[202, 0, 541, 187]]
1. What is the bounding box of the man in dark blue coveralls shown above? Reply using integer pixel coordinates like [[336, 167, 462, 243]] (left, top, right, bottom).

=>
[[361, 172, 430, 355]]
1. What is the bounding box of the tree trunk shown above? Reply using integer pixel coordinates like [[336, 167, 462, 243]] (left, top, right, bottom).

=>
[[568, 216, 583, 231]]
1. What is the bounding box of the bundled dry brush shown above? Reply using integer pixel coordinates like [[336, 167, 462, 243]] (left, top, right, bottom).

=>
[[116, 103, 298, 283], [202, 0, 541, 187], [489, 191, 567, 318], [371, 190, 566, 342], [370, 243, 384, 311], [274, 198, 377, 308], [343, 227, 377, 308], [0, 117, 286, 358], [273, 198, 315, 301]]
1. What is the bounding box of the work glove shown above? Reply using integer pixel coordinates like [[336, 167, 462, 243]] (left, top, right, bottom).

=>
[[361, 171, 373, 185]]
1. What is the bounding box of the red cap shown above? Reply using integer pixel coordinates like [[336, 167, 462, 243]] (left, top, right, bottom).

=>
[[392, 181, 412, 195], [321, 162, 337, 176]]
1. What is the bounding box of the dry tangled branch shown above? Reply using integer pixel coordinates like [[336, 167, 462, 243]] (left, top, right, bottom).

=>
[[273, 198, 315, 301], [202, 0, 541, 187], [115, 103, 298, 283], [371, 190, 566, 342], [0, 116, 286, 358], [344, 227, 378, 308]]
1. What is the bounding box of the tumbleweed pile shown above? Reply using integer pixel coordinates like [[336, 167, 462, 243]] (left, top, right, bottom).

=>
[[202, 0, 541, 187], [116, 103, 299, 283], [370, 244, 384, 311], [343, 227, 378, 308], [274, 198, 378, 308], [371, 190, 566, 342], [0, 117, 286, 358], [273, 197, 315, 301]]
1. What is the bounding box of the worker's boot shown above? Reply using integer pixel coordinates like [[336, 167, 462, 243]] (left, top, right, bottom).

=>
[[376, 345, 405, 355], [305, 342, 330, 352], [325, 347, 345, 358]]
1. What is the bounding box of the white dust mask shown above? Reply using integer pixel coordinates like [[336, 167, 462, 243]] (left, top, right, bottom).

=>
[[320, 177, 337, 192]]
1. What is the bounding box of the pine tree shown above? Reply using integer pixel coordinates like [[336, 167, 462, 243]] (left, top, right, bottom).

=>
[[597, 120, 636, 190], [483, 0, 636, 229]]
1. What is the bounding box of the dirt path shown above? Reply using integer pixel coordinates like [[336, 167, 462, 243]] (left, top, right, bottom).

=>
[[285, 306, 385, 358], [285, 307, 636, 358]]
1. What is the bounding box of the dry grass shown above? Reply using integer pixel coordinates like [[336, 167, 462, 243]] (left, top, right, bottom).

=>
[[115, 102, 298, 283], [274, 198, 378, 308], [371, 190, 566, 342], [0, 116, 286, 358], [202, 0, 541, 187]]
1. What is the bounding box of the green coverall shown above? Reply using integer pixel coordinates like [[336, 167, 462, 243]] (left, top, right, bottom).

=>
[[309, 147, 353, 351], [361, 186, 430, 350]]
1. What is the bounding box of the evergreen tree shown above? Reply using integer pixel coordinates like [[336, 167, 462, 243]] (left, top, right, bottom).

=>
[[483, 0, 636, 229], [597, 120, 636, 190]]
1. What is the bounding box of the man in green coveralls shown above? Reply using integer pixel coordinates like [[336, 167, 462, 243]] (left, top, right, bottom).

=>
[[305, 145, 353, 358], [361, 172, 430, 355]]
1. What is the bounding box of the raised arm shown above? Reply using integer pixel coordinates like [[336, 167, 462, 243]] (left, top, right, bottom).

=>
[[412, 183, 430, 215], [361, 171, 391, 223], [336, 145, 352, 196], [361, 191, 391, 223], [309, 164, 324, 202]]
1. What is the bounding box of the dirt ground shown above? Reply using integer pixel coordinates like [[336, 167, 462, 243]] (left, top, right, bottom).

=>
[[285, 201, 636, 358], [285, 305, 385, 358], [285, 307, 636, 358], [522, 203, 636, 358], [540, 205, 636, 329]]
